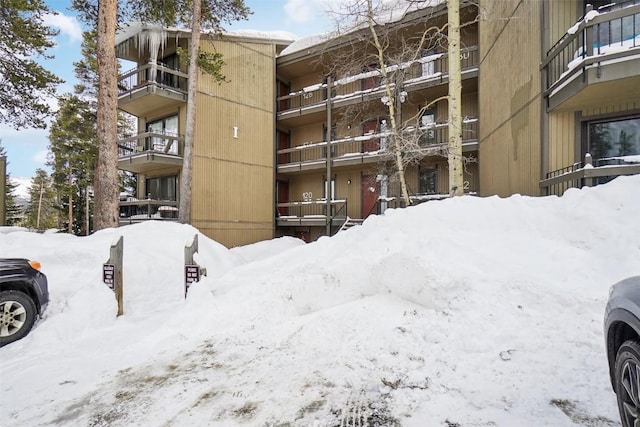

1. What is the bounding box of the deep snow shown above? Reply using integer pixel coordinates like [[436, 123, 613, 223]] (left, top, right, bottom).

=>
[[1, 176, 639, 426]]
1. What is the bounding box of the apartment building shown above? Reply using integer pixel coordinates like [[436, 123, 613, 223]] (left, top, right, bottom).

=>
[[113, 0, 640, 247], [115, 25, 291, 247], [479, 0, 640, 197], [274, 2, 480, 241]]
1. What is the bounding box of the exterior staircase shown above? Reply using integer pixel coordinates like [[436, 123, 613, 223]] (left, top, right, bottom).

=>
[[338, 217, 364, 233]]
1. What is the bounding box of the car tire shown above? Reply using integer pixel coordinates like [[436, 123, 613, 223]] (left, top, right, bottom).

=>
[[0, 290, 37, 347], [614, 340, 640, 427]]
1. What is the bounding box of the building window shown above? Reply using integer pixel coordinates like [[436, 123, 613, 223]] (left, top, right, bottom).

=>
[[419, 109, 437, 146], [146, 175, 177, 201], [147, 115, 179, 154], [588, 116, 640, 165], [419, 168, 438, 194]]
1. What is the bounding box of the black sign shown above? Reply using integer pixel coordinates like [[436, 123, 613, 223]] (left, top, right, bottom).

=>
[[103, 264, 115, 290], [185, 264, 200, 296]]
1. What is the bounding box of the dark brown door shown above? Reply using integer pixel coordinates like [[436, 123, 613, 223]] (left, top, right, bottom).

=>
[[361, 174, 380, 218], [276, 180, 289, 216], [277, 80, 290, 112], [277, 130, 290, 164], [362, 120, 380, 152]]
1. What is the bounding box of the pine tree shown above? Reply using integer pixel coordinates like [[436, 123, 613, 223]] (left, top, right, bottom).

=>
[[0, 141, 23, 225], [0, 0, 64, 129], [48, 94, 97, 234], [24, 169, 57, 230]]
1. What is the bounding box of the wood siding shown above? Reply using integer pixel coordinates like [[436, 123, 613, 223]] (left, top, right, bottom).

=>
[[190, 39, 276, 247], [479, 0, 542, 196]]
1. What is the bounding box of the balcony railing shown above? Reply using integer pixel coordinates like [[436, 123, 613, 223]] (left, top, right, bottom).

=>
[[119, 198, 179, 223], [543, 2, 640, 95], [277, 118, 479, 170], [540, 154, 640, 196], [276, 199, 347, 226], [118, 131, 184, 158], [118, 63, 188, 97], [276, 46, 479, 114]]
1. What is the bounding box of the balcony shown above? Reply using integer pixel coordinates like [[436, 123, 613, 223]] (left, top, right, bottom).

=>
[[277, 118, 479, 173], [117, 131, 184, 175], [118, 63, 188, 116], [276, 199, 347, 228], [119, 198, 179, 225], [539, 154, 640, 196], [542, 2, 640, 111], [276, 46, 479, 124]]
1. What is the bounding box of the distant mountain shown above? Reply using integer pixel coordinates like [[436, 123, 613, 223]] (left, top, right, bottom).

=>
[[9, 176, 31, 208]]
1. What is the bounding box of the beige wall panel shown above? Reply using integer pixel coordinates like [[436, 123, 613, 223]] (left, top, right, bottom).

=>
[[290, 123, 325, 146], [479, 0, 542, 196], [195, 96, 273, 167], [582, 101, 640, 117], [199, 40, 275, 112], [288, 173, 324, 202], [184, 38, 277, 247], [191, 156, 273, 245], [546, 1, 580, 49], [290, 72, 324, 93], [335, 171, 363, 218], [547, 111, 575, 173]]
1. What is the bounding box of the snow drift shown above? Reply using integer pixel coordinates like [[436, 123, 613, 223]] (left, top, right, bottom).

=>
[[1, 175, 639, 426]]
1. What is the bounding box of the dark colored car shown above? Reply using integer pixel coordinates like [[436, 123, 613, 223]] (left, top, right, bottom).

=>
[[0, 258, 49, 347], [604, 276, 640, 427]]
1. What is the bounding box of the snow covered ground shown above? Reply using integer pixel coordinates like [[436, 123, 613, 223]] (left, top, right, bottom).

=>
[[1, 176, 639, 426]]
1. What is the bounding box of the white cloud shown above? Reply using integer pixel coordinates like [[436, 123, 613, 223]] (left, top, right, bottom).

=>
[[43, 13, 83, 43], [284, 0, 331, 23], [33, 149, 50, 165]]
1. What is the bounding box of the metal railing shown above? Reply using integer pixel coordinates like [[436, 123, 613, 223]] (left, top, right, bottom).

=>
[[543, 3, 640, 94], [540, 154, 640, 196], [119, 199, 179, 222], [276, 199, 347, 221], [118, 132, 184, 158], [276, 119, 479, 167], [118, 63, 189, 95], [276, 46, 479, 113]]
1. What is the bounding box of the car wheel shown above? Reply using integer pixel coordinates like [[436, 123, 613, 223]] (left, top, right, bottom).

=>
[[0, 290, 37, 347], [615, 340, 640, 427]]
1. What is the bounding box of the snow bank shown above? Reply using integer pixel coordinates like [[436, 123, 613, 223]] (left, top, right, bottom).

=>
[[1, 176, 639, 426]]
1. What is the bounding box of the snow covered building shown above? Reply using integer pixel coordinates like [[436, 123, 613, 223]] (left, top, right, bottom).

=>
[[274, 1, 480, 242], [112, 0, 639, 247], [480, 0, 640, 197], [114, 24, 292, 247]]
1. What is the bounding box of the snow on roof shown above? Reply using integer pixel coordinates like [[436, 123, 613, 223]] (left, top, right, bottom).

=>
[[280, 33, 332, 56], [116, 22, 295, 47], [279, 0, 446, 57], [224, 29, 296, 43]]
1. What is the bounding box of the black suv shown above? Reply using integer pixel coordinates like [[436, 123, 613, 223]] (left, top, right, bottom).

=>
[[0, 258, 49, 347], [604, 276, 640, 427]]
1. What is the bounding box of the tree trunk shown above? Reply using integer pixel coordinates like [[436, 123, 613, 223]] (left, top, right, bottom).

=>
[[94, 0, 119, 229], [366, 0, 411, 207], [68, 167, 73, 233], [447, 0, 464, 196], [179, 0, 202, 224]]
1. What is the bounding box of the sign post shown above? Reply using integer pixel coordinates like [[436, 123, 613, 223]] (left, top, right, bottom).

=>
[[103, 236, 124, 316], [184, 234, 206, 297]]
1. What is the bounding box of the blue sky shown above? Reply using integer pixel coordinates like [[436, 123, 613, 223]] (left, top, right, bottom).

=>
[[2, 0, 335, 180]]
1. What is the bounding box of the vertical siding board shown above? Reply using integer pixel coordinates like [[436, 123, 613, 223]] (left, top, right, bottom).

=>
[[190, 38, 276, 246], [479, 0, 542, 196]]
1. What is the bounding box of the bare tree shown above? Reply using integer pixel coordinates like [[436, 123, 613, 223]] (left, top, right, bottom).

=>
[[447, 0, 463, 196], [322, 0, 471, 205]]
